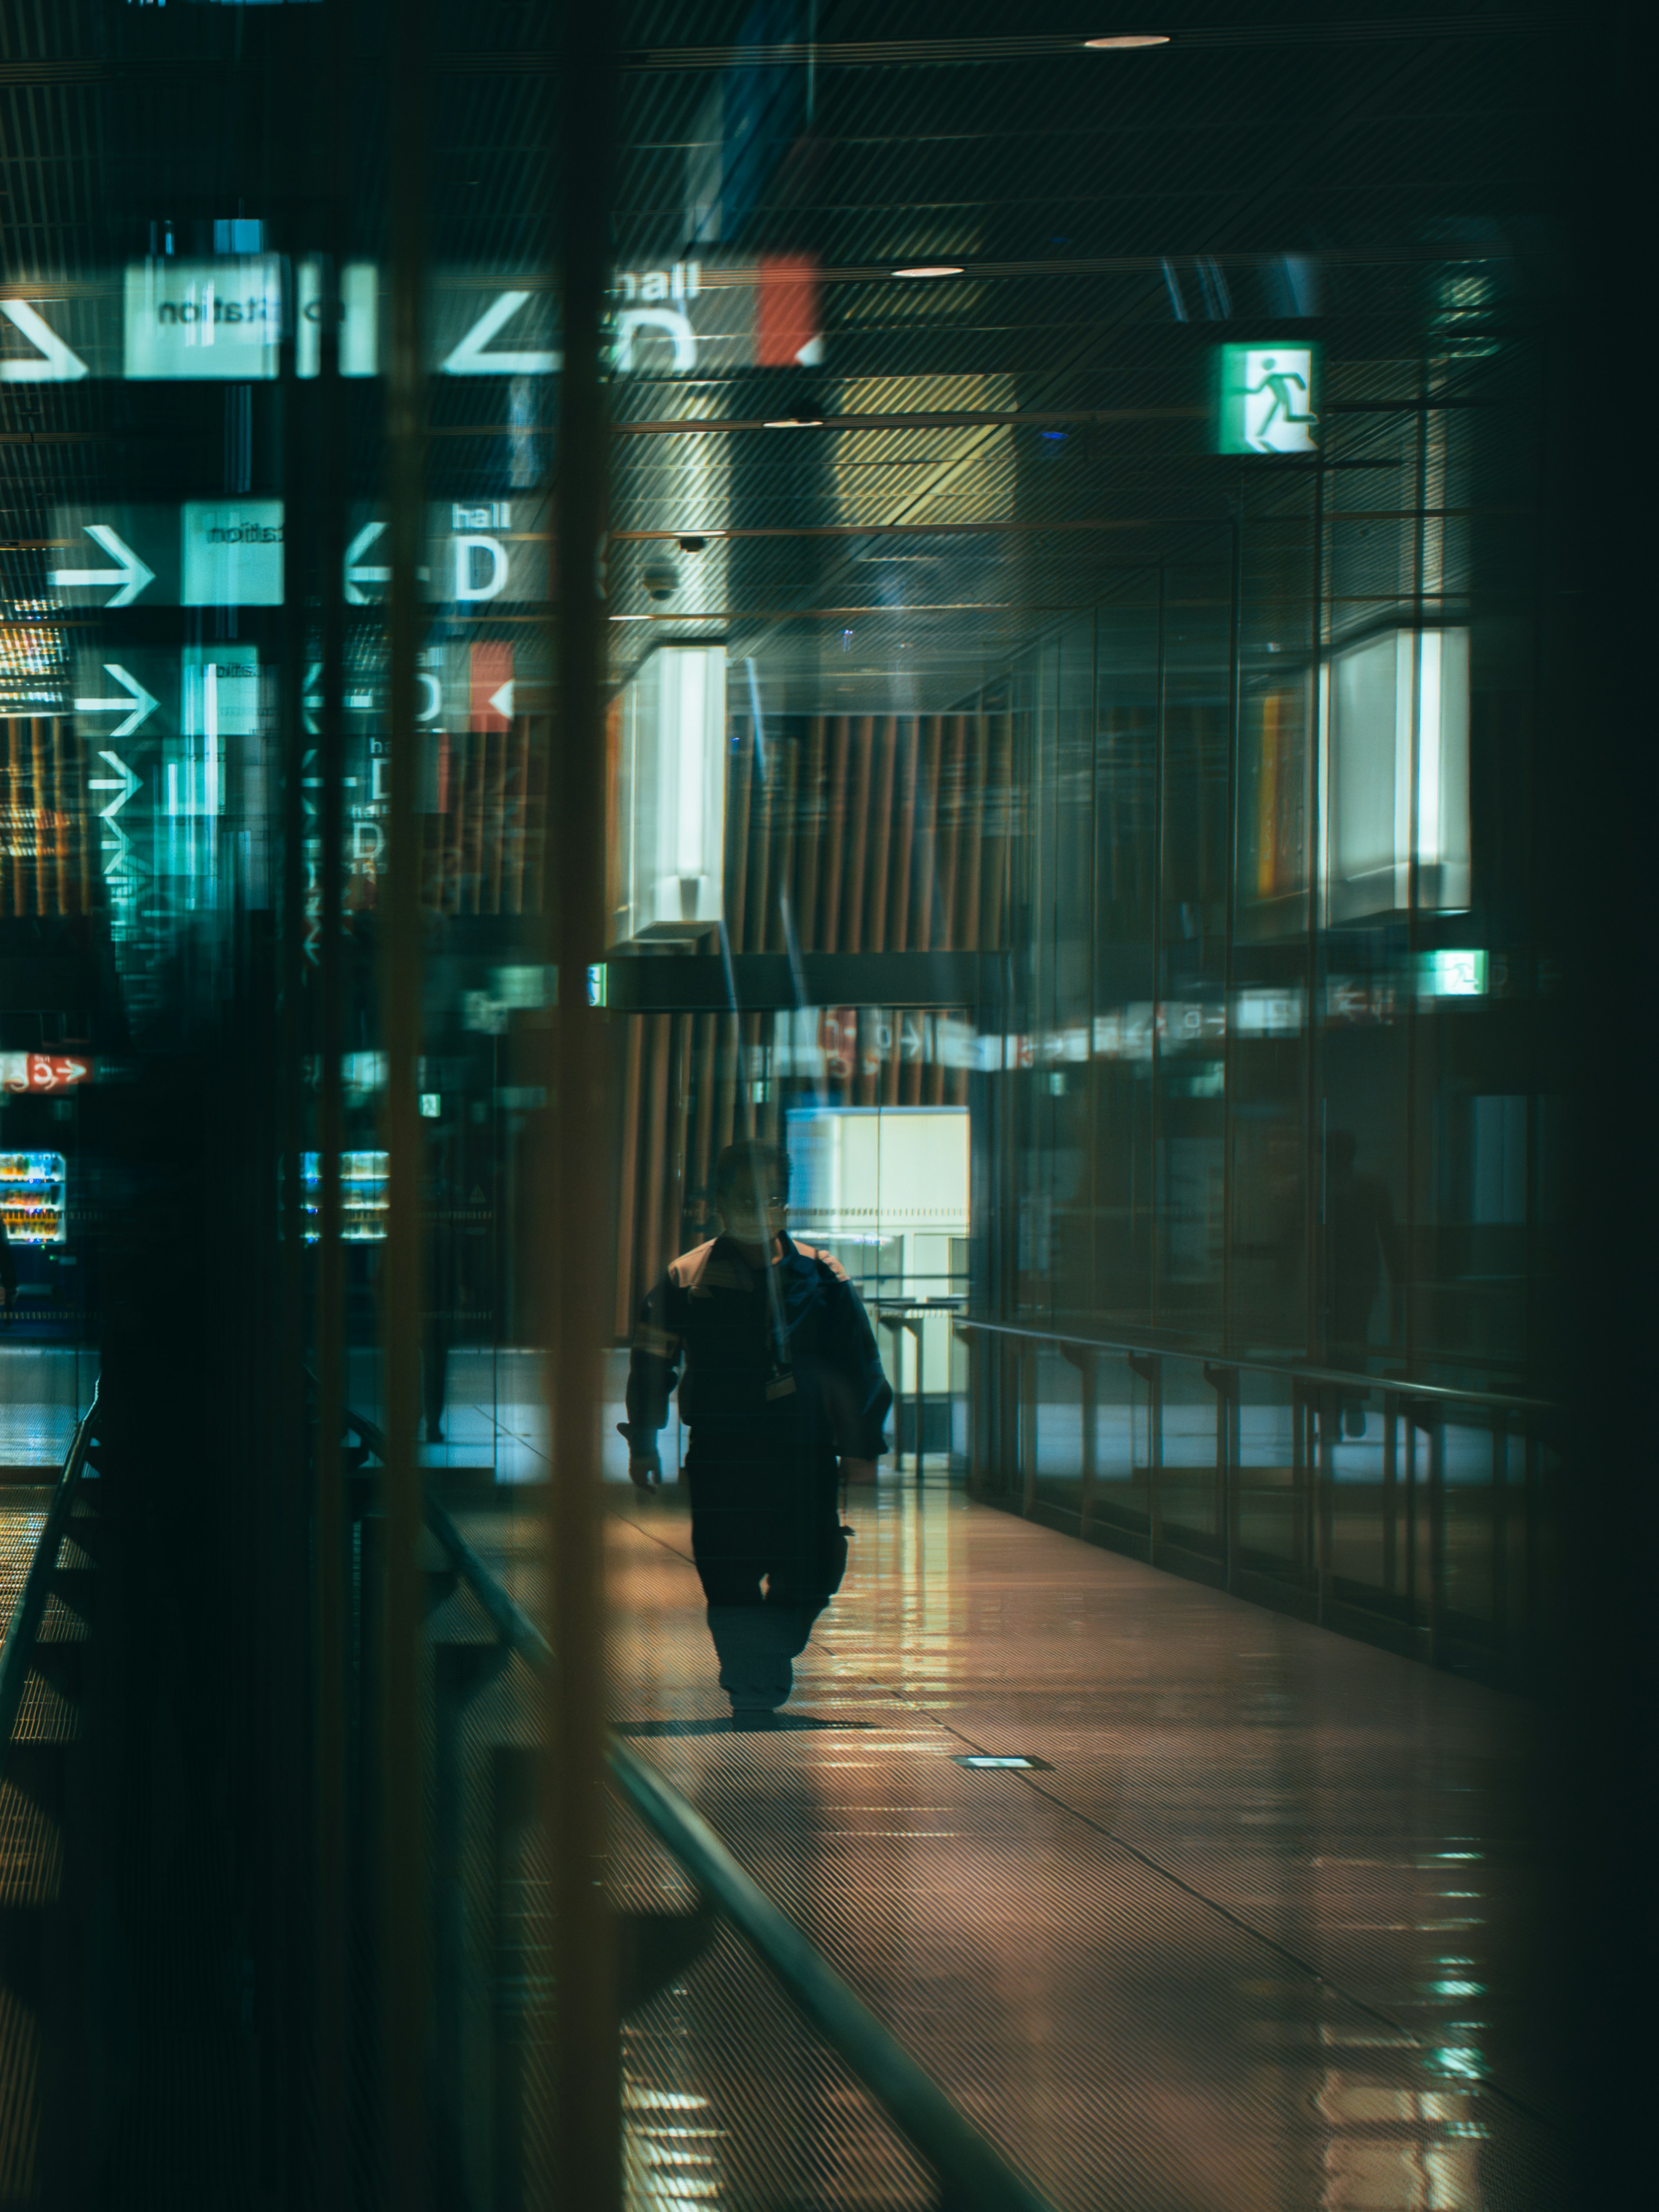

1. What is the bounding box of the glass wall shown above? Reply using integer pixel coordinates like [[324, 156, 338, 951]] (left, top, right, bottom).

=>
[[0, 5, 1590, 2207]]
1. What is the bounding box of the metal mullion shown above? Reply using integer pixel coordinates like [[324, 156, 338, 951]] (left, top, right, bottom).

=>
[[380, 2, 432, 2204], [547, 4, 623, 2204], [312, 0, 353, 2195]]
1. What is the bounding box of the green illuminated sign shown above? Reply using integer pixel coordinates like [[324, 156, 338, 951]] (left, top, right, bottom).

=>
[[1217, 343, 1321, 454]]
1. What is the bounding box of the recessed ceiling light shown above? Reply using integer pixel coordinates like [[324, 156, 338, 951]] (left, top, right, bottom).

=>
[[953, 1753, 1053, 1771], [1083, 34, 1170, 48], [893, 264, 963, 279]]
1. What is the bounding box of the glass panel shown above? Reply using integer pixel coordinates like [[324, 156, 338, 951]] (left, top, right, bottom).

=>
[[1031, 1339, 1084, 1521], [1237, 1373, 1300, 1573], [1159, 1356, 1220, 1549], [1092, 1353, 1152, 1536]]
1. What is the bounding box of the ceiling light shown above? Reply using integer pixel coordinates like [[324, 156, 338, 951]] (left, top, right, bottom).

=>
[[953, 1753, 1052, 1771], [1083, 35, 1170, 48], [893, 264, 963, 279], [763, 414, 823, 428]]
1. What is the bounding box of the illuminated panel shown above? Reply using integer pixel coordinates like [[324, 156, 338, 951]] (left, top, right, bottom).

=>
[[1217, 342, 1321, 454], [123, 259, 284, 380], [1324, 628, 1470, 922], [0, 1152, 66, 1245], [611, 646, 726, 944], [299, 1152, 388, 1243]]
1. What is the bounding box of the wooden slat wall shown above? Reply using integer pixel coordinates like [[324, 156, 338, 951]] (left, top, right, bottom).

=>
[[614, 709, 1017, 1315], [422, 715, 547, 916]]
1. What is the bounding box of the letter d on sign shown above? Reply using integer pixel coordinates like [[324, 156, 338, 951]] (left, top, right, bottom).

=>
[[453, 535, 509, 602]]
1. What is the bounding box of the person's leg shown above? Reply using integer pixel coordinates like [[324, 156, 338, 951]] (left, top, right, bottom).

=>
[[756, 1522, 842, 1708], [690, 1478, 794, 1715], [422, 1324, 448, 1444]]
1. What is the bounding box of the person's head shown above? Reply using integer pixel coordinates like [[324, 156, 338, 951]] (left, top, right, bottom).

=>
[[713, 1139, 790, 1245]]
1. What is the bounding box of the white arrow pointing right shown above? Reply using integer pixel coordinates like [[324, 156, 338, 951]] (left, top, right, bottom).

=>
[[86, 746, 143, 817], [51, 525, 156, 608], [78, 669, 159, 744]]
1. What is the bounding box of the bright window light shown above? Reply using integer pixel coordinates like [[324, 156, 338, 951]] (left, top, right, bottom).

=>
[[1324, 627, 1470, 922], [612, 644, 727, 945], [893, 264, 963, 279], [1083, 35, 1170, 48]]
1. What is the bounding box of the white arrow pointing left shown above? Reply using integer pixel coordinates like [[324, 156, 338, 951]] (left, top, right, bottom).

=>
[[77, 669, 158, 744], [51, 525, 156, 608], [441, 291, 561, 376], [489, 679, 515, 719], [0, 299, 89, 382]]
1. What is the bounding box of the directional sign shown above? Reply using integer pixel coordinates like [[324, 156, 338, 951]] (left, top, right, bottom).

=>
[[470, 643, 514, 731], [345, 519, 391, 605], [87, 750, 143, 815], [182, 501, 284, 606], [0, 1057, 92, 1095], [296, 258, 379, 378], [0, 298, 89, 382], [51, 523, 156, 607], [51, 501, 547, 609], [440, 290, 560, 377], [5, 258, 807, 385], [76, 669, 159, 742], [124, 257, 284, 380]]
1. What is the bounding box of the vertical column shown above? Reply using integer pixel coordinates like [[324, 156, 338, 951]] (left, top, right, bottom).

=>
[[547, 3, 621, 2205], [381, 1, 431, 2203]]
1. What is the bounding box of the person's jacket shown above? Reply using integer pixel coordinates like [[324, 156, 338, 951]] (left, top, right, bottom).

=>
[[623, 1232, 891, 1461]]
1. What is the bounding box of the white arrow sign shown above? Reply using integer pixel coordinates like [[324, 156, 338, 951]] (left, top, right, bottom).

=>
[[87, 747, 143, 816], [51, 524, 156, 607], [489, 679, 514, 719], [440, 291, 561, 377], [0, 299, 89, 383], [76, 669, 159, 742]]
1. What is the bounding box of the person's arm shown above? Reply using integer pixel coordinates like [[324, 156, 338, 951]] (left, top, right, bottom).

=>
[[620, 1276, 682, 1488], [824, 1273, 893, 1481]]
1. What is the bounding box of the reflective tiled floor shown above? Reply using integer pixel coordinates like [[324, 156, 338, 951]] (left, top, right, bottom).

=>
[[458, 1482, 1557, 2212]]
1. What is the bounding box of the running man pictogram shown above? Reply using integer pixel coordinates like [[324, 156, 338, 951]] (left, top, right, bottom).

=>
[[1246, 354, 1317, 450]]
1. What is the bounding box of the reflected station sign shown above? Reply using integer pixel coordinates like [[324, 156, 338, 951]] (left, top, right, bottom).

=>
[[51, 498, 547, 609], [1, 254, 818, 382]]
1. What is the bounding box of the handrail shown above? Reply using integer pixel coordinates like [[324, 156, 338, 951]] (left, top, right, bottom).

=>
[[0, 1384, 99, 1770], [341, 1402, 1060, 2212], [607, 1742, 1058, 2212], [954, 1316, 1551, 1419]]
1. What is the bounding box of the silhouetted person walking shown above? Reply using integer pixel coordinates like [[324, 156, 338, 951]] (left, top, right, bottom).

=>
[[622, 1139, 891, 1726], [1324, 1127, 1402, 1436]]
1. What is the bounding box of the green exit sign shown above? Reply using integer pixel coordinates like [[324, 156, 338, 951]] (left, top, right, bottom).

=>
[[1217, 343, 1322, 454]]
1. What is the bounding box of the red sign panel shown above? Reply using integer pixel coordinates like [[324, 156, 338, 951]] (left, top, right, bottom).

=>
[[0, 1054, 93, 1094], [470, 641, 514, 733], [756, 255, 821, 368]]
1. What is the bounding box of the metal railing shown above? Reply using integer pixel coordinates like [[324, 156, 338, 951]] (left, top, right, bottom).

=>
[[343, 1403, 1058, 2212], [957, 1317, 1554, 1684], [0, 1384, 100, 1773]]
